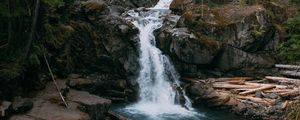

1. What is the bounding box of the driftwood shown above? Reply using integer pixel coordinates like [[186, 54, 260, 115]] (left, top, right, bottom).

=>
[[280, 90, 300, 99], [264, 89, 291, 93], [265, 76, 300, 85], [281, 71, 300, 77], [213, 77, 253, 82], [213, 83, 258, 89], [239, 85, 276, 95], [228, 80, 245, 85], [44, 53, 69, 108], [237, 96, 273, 104], [245, 82, 287, 89], [275, 64, 300, 70], [189, 75, 300, 119]]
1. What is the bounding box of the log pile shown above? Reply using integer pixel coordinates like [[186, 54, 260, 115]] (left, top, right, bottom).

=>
[[211, 76, 300, 105], [185, 76, 300, 119]]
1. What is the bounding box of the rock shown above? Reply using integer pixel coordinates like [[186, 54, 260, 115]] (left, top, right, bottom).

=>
[[67, 78, 93, 90], [68, 74, 81, 79], [119, 25, 130, 34], [113, 79, 127, 90], [263, 93, 279, 99], [159, 28, 221, 65], [10, 100, 90, 120], [11, 97, 33, 114], [9, 79, 112, 120], [0, 101, 11, 118], [215, 45, 274, 70], [68, 90, 111, 120], [83, 0, 108, 13], [170, 0, 193, 13], [255, 91, 263, 98]]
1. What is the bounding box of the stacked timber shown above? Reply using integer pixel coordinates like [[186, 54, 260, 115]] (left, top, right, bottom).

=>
[[185, 76, 300, 120]]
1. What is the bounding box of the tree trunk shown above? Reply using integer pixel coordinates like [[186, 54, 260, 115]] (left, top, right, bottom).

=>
[[24, 0, 40, 59]]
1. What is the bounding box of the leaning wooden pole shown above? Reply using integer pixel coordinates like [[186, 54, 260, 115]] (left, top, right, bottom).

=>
[[43, 53, 68, 108]]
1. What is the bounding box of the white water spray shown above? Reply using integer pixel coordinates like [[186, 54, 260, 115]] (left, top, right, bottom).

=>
[[125, 0, 195, 117]]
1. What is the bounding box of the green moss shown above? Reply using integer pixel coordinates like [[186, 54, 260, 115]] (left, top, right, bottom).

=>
[[250, 24, 266, 39], [277, 15, 300, 62], [0, 64, 22, 80]]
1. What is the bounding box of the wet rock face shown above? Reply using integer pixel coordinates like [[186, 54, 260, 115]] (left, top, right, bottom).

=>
[[47, 0, 140, 79], [160, 0, 288, 73], [215, 45, 274, 70], [158, 28, 221, 65]]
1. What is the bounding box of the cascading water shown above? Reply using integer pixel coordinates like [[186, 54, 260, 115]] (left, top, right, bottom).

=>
[[112, 1, 247, 119], [123, 0, 198, 119]]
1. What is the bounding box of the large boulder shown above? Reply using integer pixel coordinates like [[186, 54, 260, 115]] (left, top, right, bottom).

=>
[[68, 90, 111, 120], [158, 28, 221, 65], [11, 98, 33, 114]]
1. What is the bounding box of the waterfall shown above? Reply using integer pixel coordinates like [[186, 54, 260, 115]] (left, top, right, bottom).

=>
[[125, 0, 195, 117]]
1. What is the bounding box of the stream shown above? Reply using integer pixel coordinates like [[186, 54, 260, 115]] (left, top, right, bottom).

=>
[[111, 103, 242, 120]]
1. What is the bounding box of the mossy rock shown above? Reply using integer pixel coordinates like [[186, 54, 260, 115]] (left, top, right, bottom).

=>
[[83, 0, 107, 13]]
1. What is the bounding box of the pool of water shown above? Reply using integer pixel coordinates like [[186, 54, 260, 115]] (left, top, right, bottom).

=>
[[110, 103, 243, 120]]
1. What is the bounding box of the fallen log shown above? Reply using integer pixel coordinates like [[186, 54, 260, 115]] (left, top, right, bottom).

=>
[[213, 77, 253, 82], [264, 89, 292, 93], [108, 111, 127, 120], [236, 96, 274, 104], [265, 76, 300, 84], [213, 83, 258, 89], [239, 85, 276, 95], [228, 80, 245, 85], [281, 70, 300, 78], [275, 64, 300, 70], [245, 82, 287, 89], [280, 90, 300, 99]]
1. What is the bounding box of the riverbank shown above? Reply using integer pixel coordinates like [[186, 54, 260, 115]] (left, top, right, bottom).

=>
[[2, 72, 299, 120]]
